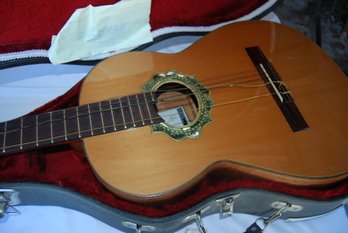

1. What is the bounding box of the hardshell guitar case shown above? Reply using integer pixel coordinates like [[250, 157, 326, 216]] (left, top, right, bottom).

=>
[[1, 1, 348, 232]]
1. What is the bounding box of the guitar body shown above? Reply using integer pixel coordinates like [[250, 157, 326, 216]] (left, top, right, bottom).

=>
[[1, 20, 348, 233], [79, 20, 348, 203]]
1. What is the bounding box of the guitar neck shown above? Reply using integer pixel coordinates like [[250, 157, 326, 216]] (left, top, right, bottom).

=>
[[0, 92, 163, 155]]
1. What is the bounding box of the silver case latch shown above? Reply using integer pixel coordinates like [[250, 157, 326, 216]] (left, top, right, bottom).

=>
[[0, 189, 21, 218], [183, 205, 212, 233], [122, 221, 156, 233], [216, 193, 240, 219]]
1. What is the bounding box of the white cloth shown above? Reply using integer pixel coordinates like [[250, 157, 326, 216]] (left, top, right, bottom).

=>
[[48, 0, 153, 64]]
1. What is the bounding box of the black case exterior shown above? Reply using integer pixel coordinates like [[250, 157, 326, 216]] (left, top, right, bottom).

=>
[[1, 182, 346, 232]]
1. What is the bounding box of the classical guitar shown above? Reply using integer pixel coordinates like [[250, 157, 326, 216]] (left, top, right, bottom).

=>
[[1, 21, 348, 204]]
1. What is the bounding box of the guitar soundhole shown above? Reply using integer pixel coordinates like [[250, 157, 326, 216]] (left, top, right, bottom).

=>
[[143, 70, 212, 140], [155, 82, 198, 127]]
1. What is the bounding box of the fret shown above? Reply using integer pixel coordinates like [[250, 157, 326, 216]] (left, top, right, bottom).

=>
[[119, 98, 127, 129], [109, 100, 117, 130], [0, 92, 162, 156], [37, 112, 52, 146], [127, 96, 136, 127], [89, 103, 104, 135], [135, 94, 145, 125], [76, 105, 93, 138], [51, 110, 66, 143], [20, 115, 36, 149], [121, 96, 135, 128], [5, 118, 22, 152], [128, 95, 143, 127], [143, 93, 154, 124], [98, 101, 114, 134], [138, 93, 152, 125], [3, 115, 35, 150], [76, 108, 81, 138], [148, 92, 157, 121], [65, 108, 79, 140], [98, 102, 106, 133], [145, 92, 164, 125], [49, 112, 53, 143], [87, 104, 94, 135], [63, 109, 67, 140], [110, 99, 124, 131]]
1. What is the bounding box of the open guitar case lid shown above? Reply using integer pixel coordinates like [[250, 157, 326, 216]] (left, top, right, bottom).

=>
[[0, 1, 347, 232]]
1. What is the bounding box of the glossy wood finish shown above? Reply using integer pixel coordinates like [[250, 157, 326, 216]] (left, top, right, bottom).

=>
[[79, 21, 348, 202]]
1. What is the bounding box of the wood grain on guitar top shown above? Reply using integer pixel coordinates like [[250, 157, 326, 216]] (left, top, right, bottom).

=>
[[79, 21, 348, 202]]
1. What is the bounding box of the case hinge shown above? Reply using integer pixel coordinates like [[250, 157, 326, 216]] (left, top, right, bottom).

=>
[[122, 221, 156, 233], [216, 193, 240, 218]]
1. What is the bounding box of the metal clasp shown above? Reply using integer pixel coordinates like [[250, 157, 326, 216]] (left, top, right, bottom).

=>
[[183, 205, 211, 233], [216, 193, 240, 219], [0, 189, 21, 218], [122, 221, 156, 233], [264, 203, 291, 226], [194, 212, 207, 233], [254, 202, 291, 232]]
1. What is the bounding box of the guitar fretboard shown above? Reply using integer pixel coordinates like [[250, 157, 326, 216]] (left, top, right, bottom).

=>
[[0, 92, 163, 155]]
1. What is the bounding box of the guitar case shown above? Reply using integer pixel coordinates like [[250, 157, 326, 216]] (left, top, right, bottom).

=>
[[1, 1, 348, 232]]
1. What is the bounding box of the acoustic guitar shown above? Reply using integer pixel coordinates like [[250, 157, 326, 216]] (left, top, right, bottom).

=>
[[1, 21, 348, 205]]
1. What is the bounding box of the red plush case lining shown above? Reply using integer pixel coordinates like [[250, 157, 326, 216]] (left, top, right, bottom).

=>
[[0, 81, 347, 218], [0, 0, 268, 54]]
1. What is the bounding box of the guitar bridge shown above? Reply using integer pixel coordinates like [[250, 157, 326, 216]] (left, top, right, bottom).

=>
[[245, 46, 309, 132]]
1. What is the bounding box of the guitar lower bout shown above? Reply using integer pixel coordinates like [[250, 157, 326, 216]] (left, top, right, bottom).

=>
[[78, 21, 348, 204]]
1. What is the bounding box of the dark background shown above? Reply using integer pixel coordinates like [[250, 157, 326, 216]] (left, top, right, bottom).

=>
[[275, 0, 348, 76]]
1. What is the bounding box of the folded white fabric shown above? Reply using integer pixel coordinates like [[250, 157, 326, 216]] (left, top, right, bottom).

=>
[[48, 0, 153, 64]]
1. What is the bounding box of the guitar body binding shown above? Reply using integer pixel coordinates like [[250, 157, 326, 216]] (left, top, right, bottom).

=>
[[78, 20, 348, 201]]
